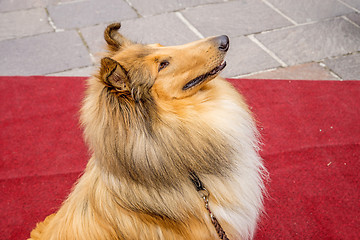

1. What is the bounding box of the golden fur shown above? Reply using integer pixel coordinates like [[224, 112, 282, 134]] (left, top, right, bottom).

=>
[[30, 23, 266, 240]]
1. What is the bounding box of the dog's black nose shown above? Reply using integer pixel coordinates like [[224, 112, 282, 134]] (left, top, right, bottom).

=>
[[218, 35, 229, 52]]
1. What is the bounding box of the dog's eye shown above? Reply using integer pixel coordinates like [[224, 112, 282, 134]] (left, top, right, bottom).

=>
[[158, 60, 169, 72]]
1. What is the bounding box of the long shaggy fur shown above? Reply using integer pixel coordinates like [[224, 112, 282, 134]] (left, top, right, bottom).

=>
[[30, 23, 266, 240]]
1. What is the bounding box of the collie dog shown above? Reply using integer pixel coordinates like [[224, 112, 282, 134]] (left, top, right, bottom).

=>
[[30, 23, 266, 240]]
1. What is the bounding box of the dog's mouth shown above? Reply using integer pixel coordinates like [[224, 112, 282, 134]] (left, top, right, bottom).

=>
[[182, 60, 227, 91]]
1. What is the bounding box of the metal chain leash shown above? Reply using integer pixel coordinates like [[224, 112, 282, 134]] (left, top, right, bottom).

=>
[[189, 171, 230, 240]]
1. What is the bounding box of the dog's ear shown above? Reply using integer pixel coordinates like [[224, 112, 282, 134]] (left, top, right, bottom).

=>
[[104, 23, 132, 52], [100, 57, 130, 91]]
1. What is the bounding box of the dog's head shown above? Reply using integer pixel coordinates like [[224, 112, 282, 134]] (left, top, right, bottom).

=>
[[82, 23, 235, 189], [99, 23, 229, 102]]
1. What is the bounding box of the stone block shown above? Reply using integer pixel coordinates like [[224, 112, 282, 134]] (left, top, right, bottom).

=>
[[0, 0, 47, 12], [255, 18, 360, 65], [47, 66, 95, 76], [0, 31, 91, 75], [80, 24, 108, 56], [324, 53, 360, 80], [242, 62, 339, 80], [266, 0, 353, 23], [341, 0, 360, 11], [181, 1, 293, 37], [222, 36, 281, 77], [80, 13, 200, 55], [47, 0, 137, 29], [120, 13, 200, 45], [347, 12, 360, 26], [0, 8, 53, 41], [127, 0, 223, 16]]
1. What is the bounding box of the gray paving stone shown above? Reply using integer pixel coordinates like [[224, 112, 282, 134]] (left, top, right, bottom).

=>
[[324, 53, 360, 80], [47, 66, 95, 76], [241, 62, 339, 80], [0, 0, 47, 12], [340, 0, 360, 11], [127, 0, 223, 16], [347, 12, 360, 26], [80, 24, 107, 57], [266, 0, 353, 23], [47, 0, 137, 29], [50, 0, 84, 4], [0, 8, 53, 41], [255, 18, 360, 65], [0, 31, 91, 75], [222, 36, 281, 77], [120, 13, 200, 45], [80, 13, 200, 55], [181, 1, 293, 38]]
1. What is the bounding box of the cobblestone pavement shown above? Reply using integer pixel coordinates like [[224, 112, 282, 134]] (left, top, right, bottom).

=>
[[1, 0, 359, 80]]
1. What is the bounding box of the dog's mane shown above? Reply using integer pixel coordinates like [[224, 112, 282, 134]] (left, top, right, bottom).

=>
[[81, 77, 233, 189]]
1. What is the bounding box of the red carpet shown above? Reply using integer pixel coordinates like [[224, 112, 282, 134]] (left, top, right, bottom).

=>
[[1, 76, 359, 240]]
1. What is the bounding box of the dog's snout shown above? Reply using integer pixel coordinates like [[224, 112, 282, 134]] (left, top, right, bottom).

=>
[[217, 35, 229, 52]]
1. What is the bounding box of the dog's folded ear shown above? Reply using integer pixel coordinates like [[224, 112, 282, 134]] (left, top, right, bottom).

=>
[[104, 23, 133, 52], [100, 57, 130, 91]]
